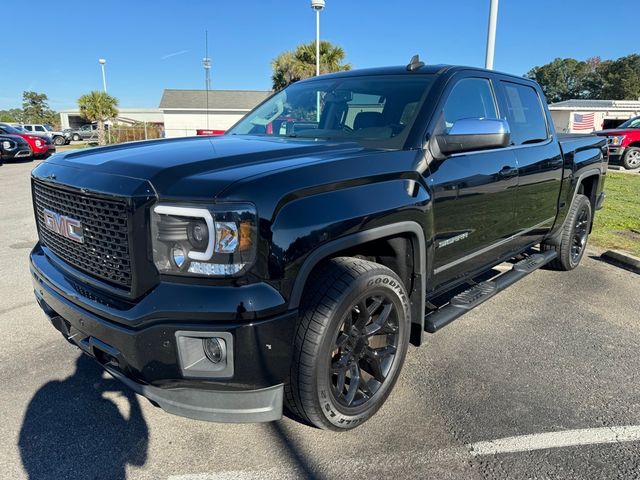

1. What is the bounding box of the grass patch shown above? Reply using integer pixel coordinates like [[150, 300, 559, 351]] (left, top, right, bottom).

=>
[[55, 144, 94, 152], [591, 172, 640, 256]]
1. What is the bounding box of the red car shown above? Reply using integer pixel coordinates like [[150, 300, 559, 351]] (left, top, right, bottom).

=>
[[0, 123, 56, 159], [596, 116, 640, 170]]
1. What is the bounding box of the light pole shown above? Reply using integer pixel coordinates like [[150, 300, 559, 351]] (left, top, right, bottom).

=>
[[203, 30, 212, 129], [484, 0, 499, 70], [311, 0, 325, 76], [311, 0, 325, 122], [98, 58, 107, 92]]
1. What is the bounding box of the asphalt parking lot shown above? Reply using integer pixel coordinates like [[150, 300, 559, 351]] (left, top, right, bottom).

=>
[[1, 159, 639, 480]]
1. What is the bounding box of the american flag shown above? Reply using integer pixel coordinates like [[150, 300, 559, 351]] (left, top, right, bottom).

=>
[[573, 112, 595, 131]]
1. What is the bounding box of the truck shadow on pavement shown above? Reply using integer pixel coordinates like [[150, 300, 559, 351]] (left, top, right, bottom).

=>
[[18, 354, 148, 480]]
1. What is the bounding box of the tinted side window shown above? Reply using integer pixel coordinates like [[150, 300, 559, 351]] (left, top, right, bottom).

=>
[[23, 126, 33, 131], [443, 78, 498, 130], [501, 82, 548, 145], [35, 126, 45, 132]]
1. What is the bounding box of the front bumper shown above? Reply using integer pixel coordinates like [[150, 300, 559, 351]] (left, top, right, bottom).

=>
[[30, 245, 297, 423], [1, 147, 32, 160], [607, 146, 624, 165]]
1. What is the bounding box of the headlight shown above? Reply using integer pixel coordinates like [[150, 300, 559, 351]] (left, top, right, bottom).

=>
[[2, 140, 16, 150], [610, 136, 624, 145], [151, 203, 257, 277], [35, 139, 43, 147]]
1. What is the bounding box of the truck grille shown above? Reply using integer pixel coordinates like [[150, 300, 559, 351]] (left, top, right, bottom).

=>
[[33, 180, 132, 290]]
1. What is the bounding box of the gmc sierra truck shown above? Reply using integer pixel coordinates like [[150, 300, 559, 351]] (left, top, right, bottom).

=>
[[30, 59, 607, 431]]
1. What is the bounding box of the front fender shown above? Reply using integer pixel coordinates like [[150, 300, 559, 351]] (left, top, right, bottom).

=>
[[270, 178, 431, 342]]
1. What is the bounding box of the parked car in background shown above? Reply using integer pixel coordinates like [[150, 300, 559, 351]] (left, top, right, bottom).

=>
[[596, 115, 640, 170], [0, 134, 33, 162], [70, 124, 99, 141], [21, 124, 71, 146], [0, 123, 55, 158]]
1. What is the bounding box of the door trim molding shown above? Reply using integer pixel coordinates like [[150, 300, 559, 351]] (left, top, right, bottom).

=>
[[434, 216, 555, 275]]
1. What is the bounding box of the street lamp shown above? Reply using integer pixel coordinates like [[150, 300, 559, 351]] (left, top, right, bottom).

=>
[[311, 0, 325, 76], [98, 58, 107, 92], [484, 0, 499, 70]]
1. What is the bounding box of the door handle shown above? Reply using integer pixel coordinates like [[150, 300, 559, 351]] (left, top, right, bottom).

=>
[[498, 166, 518, 178]]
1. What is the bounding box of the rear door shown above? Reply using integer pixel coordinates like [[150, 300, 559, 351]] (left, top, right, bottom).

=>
[[496, 81, 563, 249], [429, 74, 519, 287]]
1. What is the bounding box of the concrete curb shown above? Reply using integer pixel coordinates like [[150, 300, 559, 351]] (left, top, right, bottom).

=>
[[600, 250, 640, 274]]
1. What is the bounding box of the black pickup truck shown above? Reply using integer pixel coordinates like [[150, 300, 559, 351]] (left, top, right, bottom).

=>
[[30, 59, 607, 431]]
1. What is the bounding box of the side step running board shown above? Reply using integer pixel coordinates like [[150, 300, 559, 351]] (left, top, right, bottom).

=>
[[424, 250, 558, 333]]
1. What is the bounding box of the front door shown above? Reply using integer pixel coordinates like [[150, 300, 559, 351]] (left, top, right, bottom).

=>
[[428, 76, 519, 288]]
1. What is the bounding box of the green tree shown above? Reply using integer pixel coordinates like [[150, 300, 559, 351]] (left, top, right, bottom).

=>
[[22, 91, 57, 126], [598, 54, 640, 100], [525, 58, 600, 103], [0, 108, 26, 123], [272, 40, 351, 90], [526, 54, 640, 102], [77, 91, 119, 146]]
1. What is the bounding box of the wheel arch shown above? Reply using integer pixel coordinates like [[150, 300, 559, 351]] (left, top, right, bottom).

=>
[[289, 222, 427, 346]]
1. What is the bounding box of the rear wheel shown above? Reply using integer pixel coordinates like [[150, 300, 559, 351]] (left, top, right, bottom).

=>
[[543, 194, 592, 271], [622, 147, 640, 170], [285, 257, 411, 430]]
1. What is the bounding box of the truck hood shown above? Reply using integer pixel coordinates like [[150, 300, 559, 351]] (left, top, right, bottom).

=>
[[595, 128, 639, 137], [44, 135, 367, 199]]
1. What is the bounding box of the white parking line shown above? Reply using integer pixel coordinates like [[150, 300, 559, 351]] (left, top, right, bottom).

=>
[[468, 425, 640, 456]]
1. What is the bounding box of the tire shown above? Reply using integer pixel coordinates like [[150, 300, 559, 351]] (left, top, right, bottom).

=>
[[542, 194, 592, 271], [285, 257, 411, 431], [622, 147, 640, 170], [53, 136, 65, 146], [72, 134, 81, 141]]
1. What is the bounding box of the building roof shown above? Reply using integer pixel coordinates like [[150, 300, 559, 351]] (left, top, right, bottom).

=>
[[160, 89, 271, 110], [549, 99, 640, 111]]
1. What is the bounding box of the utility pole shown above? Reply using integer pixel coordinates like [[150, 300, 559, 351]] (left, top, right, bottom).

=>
[[485, 0, 499, 69], [202, 30, 212, 129]]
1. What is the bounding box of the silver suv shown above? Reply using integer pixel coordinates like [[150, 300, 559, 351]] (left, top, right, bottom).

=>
[[21, 124, 70, 146]]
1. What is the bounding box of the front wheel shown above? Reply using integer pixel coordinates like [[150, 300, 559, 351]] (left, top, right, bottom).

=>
[[543, 194, 592, 271], [285, 257, 411, 430], [53, 136, 66, 146], [622, 147, 640, 170], [72, 134, 81, 141]]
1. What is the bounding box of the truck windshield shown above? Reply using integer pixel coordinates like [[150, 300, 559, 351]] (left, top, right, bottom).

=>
[[228, 74, 434, 149], [618, 117, 640, 129]]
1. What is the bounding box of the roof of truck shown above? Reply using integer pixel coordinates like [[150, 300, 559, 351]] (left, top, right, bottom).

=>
[[299, 64, 534, 84]]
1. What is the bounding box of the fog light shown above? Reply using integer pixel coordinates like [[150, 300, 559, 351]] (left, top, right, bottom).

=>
[[203, 337, 226, 364]]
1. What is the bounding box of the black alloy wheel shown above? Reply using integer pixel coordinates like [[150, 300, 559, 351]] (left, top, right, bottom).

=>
[[571, 204, 590, 264], [542, 193, 592, 271], [285, 257, 410, 430], [330, 293, 400, 408]]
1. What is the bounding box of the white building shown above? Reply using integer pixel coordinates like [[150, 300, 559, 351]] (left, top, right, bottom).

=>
[[549, 99, 640, 133], [59, 108, 163, 129], [159, 89, 271, 138]]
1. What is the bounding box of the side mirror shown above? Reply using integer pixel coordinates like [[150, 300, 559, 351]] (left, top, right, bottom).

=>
[[435, 118, 511, 156]]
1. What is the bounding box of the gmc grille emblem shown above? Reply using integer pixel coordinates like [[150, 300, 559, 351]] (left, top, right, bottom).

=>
[[42, 209, 84, 244]]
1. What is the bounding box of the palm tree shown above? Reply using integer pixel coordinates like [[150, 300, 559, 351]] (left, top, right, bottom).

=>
[[272, 41, 351, 90], [77, 91, 119, 146]]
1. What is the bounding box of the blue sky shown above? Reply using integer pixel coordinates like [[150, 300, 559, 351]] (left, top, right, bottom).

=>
[[1, 0, 637, 110]]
